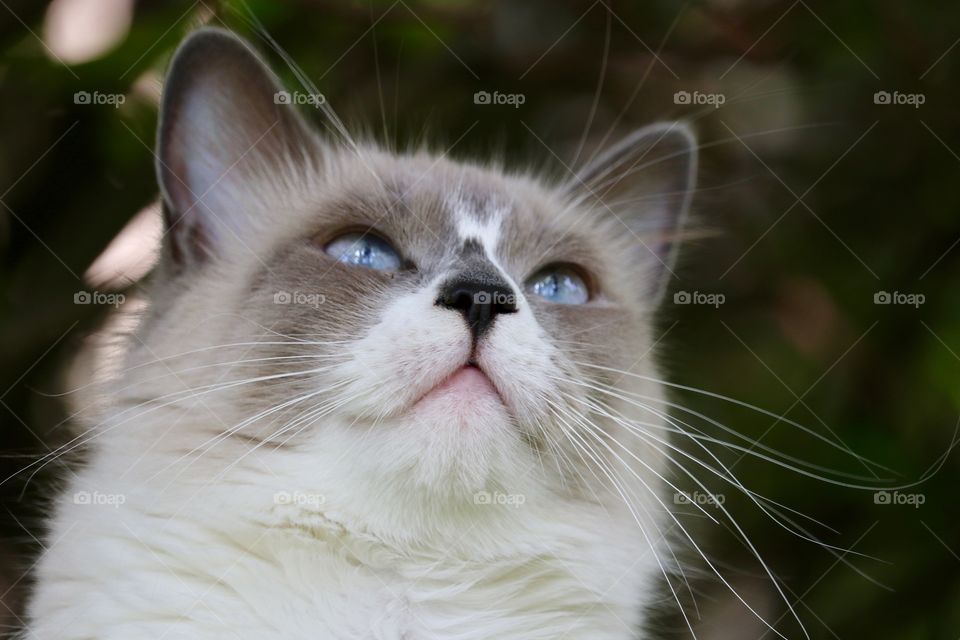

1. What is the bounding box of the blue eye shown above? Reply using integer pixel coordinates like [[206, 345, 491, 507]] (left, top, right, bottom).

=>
[[525, 265, 590, 304], [325, 232, 402, 271]]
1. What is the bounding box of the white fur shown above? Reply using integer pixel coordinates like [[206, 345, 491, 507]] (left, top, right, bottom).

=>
[[26, 269, 666, 640], [454, 205, 503, 256]]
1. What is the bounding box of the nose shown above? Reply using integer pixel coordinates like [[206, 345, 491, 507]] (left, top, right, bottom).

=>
[[436, 277, 519, 339]]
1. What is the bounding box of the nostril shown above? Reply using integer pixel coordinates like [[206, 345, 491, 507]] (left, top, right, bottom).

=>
[[436, 277, 519, 338], [437, 287, 475, 312]]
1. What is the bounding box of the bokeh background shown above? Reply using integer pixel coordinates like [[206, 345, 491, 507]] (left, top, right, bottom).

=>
[[1, 0, 958, 637]]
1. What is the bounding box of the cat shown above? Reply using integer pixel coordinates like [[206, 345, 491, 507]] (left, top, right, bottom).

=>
[[25, 27, 697, 640]]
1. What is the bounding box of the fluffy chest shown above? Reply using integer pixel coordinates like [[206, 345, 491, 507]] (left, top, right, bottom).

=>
[[191, 521, 644, 639], [30, 499, 649, 640]]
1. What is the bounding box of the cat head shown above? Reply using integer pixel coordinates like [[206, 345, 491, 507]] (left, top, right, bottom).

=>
[[120, 27, 697, 530]]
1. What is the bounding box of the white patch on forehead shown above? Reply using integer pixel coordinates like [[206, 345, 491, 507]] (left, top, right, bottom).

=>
[[450, 194, 505, 259]]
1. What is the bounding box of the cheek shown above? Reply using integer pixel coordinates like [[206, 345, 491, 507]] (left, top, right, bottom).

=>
[[541, 303, 637, 362], [480, 305, 560, 418], [499, 303, 639, 411]]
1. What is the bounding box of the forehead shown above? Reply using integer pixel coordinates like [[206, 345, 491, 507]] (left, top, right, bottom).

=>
[[325, 151, 601, 269]]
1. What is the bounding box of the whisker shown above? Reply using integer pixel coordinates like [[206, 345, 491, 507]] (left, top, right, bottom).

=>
[[571, 361, 893, 474], [145, 379, 356, 488], [6, 363, 343, 491], [552, 395, 801, 639], [571, 390, 886, 572], [546, 401, 701, 638], [557, 373, 893, 488]]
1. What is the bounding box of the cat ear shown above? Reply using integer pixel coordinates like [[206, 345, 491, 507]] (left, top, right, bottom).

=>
[[156, 27, 315, 266], [569, 122, 697, 302]]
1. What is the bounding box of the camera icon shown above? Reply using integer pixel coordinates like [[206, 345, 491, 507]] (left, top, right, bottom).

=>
[[274, 91, 292, 105], [73, 91, 91, 105], [474, 291, 491, 304], [873, 291, 891, 304], [73, 491, 91, 504], [473, 490, 492, 505], [673, 291, 691, 304], [273, 491, 292, 505], [273, 291, 292, 304], [873, 491, 891, 504], [673, 90, 691, 105], [74, 291, 92, 304], [473, 90, 491, 105], [873, 91, 891, 105]]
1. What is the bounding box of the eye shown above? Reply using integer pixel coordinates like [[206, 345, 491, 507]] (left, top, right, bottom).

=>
[[324, 232, 402, 271], [525, 264, 590, 305]]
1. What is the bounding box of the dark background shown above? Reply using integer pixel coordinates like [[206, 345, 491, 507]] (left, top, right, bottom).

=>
[[1, 1, 958, 637]]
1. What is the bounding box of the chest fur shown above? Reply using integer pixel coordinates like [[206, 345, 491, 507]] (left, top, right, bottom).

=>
[[29, 503, 647, 640]]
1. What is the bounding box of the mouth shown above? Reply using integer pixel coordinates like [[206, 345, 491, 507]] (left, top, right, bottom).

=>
[[412, 361, 505, 410]]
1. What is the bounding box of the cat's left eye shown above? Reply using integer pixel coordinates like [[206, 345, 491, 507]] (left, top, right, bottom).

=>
[[525, 265, 591, 305], [324, 232, 402, 271]]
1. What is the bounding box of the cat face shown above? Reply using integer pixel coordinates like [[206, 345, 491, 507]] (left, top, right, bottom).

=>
[[121, 28, 696, 521]]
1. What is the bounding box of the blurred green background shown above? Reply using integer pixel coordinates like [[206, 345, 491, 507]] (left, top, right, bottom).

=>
[[1, 0, 958, 637]]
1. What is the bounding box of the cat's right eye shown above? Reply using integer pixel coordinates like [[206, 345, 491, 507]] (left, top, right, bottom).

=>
[[324, 232, 402, 271]]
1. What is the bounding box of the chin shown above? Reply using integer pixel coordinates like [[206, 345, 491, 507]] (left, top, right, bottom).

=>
[[377, 366, 522, 496]]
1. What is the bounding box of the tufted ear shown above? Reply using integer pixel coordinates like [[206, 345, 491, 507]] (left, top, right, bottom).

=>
[[156, 27, 315, 266], [569, 122, 697, 302]]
